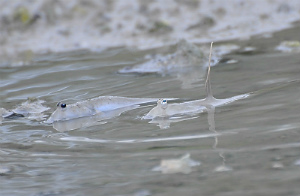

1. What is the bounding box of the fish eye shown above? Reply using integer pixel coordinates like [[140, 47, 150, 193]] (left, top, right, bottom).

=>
[[161, 99, 168, 109], [60, 103, 66, 108]]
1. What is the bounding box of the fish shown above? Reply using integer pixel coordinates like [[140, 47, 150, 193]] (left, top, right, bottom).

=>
[[0, 98, 50, 122], [52, 105, 139, 131], [119, 40, 239, 75], [143, 98, 206, 119], [46, 96, 164, 123], [119, 40, 239, 89], [0, 108, 12, 124], [144, 42, 249, 120], [0, 108, 13, 118], [11, 98, 50, 120], [118, 39, 207, 74]]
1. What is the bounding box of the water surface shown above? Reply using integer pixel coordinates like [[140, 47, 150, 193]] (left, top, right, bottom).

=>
[[1, 27, 300, 196]]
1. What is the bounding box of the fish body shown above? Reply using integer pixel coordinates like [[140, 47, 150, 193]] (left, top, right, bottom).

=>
[[190, 94, 250, 108], [119, 40, 239, 75], [119, 39, 206, 74], [1, 99, 49, 122], [47, 96, 158, 123], [143, 99, 205, 119], [12, 99, 49, 120], [143, 93, 249, 120], [0, 108, 13, 118], [52, 105, 139, 131], [0, 108, 12, 124]]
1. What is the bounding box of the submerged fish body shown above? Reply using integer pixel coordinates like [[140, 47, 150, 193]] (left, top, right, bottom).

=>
[[12, 99, 50, 120], [119, 39, 206, 74], [0, 108, 13, 119], [0, 99, 49, 122], [0, 108, 11, 124], [52, 105, 139, 131], [143, 99, 205, 119], [119, 40, 239, 75], [119, 40, 239, 89], [47, 96, 158, 123], [143, 94, 249, 120]]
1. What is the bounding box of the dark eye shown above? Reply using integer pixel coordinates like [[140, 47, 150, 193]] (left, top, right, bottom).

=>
[[162, 99, 167, 103], [60, 103, 66, 108]]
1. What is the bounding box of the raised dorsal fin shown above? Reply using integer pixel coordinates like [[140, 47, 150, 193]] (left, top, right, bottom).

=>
[[205, 42, 214, 100]]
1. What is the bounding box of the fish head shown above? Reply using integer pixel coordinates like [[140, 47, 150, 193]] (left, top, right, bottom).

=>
[[46, 101, 98, 123], [47, 102, 88, 123], [157, 98, 168, 109], [45, 102, 69, 123]]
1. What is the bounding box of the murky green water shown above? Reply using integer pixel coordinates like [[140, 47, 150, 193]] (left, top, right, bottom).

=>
[[1, 26, 300, 196]]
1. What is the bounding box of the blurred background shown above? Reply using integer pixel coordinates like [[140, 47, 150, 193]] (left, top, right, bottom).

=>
[[1, 0, 300, 63]]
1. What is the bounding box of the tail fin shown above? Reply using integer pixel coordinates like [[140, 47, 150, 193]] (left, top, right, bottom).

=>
[[205, 42, 214, 99]]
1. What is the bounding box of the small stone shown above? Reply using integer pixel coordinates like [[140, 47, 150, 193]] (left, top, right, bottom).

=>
[[153, 154, 200, 174]]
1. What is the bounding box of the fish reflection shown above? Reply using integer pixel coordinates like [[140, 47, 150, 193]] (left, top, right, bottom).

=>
[[206, 105, 232, 172], [151, 105, 231, 175], [148, 116, 199, 129]]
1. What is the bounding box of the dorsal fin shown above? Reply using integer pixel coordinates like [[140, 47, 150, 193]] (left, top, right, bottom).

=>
[[205, 42, 214, 100]]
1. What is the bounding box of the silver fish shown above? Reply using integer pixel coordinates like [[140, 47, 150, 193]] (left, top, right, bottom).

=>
[[119, 39, 206, 74], [46, 96, 160, 123], [52, 105, 139, 131]]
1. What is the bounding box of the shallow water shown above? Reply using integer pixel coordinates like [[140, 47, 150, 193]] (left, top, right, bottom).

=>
[[1, 26, 300, 196]]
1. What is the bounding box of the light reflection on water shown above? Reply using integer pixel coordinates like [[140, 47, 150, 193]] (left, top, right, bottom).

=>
[[1, 34, 300, 195]]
